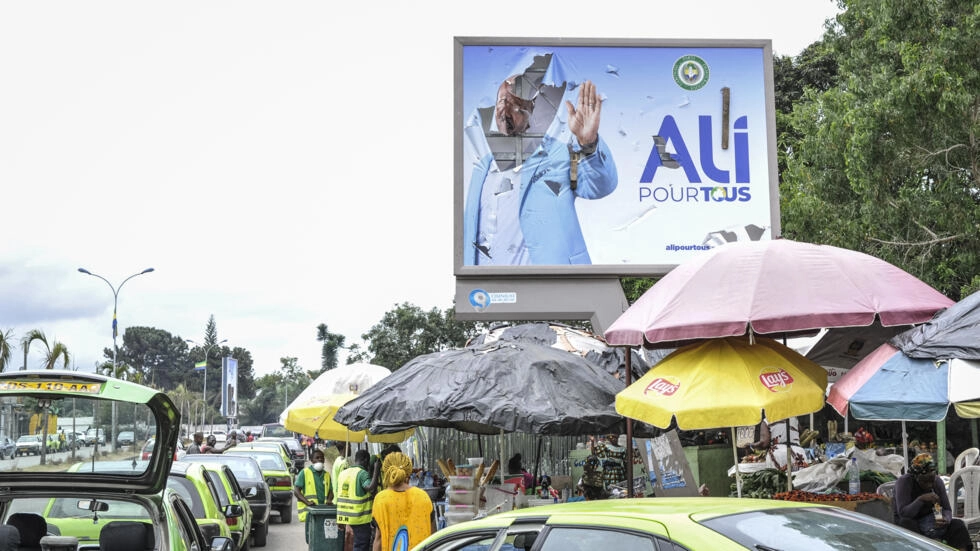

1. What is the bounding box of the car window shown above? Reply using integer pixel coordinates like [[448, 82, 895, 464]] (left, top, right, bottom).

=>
[[170, 491, 204, 551], [184, 456, 262, 483], [261, 424, 290, 438], [205, 470, 232, 507], [421, 531, 501, 551], [538, 527, 657, 551], [227, 451, 286, 470], [700, 507, 944, 550], [167, 477, 206, 517], [222, 467, 245, 499]]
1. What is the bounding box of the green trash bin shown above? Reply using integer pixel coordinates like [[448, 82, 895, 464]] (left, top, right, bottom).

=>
[[305, 505, 344, 551]]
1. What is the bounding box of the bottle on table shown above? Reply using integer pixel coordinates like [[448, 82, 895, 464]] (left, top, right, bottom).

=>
[[848, 457, 861, 495]]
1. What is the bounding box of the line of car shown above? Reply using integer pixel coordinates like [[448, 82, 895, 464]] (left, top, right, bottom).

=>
[[0, 371, 309, 551], [148, 432, 304, 546]]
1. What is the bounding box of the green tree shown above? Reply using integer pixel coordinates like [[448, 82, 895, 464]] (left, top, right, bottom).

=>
[[0, 329, 12, 372], [42, 341, 70, 370], [20, 329, 48, 370], [781, 0, 980, 299], [359, 302, 481, 370], [316, 323, 346, 372], [240, 357, 310, 424], [116, 327, 189, 389]]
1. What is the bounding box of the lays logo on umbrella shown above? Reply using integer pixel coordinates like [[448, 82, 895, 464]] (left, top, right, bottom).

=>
[[643, 376, 680, 396], [759, 367, 794, 392]]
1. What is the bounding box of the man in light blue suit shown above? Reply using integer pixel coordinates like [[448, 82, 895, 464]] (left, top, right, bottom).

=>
[[463, 52, 617, 266]]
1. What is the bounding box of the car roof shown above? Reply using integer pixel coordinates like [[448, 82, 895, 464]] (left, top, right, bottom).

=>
[[178, 454, 264, 479], [224, 449, 287, 469], [442, 497, 822, 532], [0, 370, 179, 494]]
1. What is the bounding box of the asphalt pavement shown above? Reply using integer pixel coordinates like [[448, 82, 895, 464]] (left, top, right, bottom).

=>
[[265, 511, 309, 550]]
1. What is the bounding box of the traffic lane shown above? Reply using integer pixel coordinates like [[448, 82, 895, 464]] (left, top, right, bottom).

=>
[[265, 510, 306, 550]]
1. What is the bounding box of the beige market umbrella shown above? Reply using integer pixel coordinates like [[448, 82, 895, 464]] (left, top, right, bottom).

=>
[[283, 392, 413, 444]]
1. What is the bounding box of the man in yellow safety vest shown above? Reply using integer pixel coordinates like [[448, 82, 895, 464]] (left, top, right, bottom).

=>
[[336, 449, 380, 551], [294, 448, 333, 525]]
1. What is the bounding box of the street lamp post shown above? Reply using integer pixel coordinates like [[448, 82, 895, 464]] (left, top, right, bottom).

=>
[[78, 267, 155, 452], [186, 338, 227, 433]]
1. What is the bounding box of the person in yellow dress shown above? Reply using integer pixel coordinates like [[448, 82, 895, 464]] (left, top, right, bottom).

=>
[[371, 452, 434, 551]]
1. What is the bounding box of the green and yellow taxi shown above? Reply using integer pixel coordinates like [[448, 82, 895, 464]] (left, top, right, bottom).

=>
[[168, 462, 236, 544], [180, 454, 271, 547], [0, 370, 234, 551], [233, 441, 298, 472], [414, 497, 953, 551], [199, 462, 254, 551], [223, 447, 295, 524]]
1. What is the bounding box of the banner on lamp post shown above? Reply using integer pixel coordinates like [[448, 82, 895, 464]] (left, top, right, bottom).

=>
[[221, 357, 238, 418]]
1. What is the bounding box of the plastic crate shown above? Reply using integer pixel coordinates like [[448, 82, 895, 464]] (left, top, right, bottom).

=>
[[449, 475, 475, 489], [448, 489, 478, 505]]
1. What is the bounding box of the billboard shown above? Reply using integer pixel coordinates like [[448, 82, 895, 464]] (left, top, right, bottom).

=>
[[220, 356, 238, 418], [454, 37, 779, 277]]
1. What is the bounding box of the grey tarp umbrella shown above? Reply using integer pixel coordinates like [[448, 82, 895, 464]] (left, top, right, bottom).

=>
[[467, 322, 653, 382], [334, 340, 655, 437], [891, 289, 980, 360]]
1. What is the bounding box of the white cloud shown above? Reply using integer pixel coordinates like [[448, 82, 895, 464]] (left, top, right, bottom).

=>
[[0, 0, 840, 376]]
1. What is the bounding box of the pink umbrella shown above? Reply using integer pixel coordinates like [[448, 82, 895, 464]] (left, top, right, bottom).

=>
[[604, 239, 953, 348], [604, 239, 951, 496]]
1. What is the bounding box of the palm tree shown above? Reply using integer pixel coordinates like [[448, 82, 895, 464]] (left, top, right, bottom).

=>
[[316, 323, 346, 371], [21, 329, 48, 370], [43, 342, 71, 370], [0, 329, 13, 372]]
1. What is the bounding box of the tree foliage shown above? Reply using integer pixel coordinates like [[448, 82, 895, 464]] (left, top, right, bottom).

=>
[[316, 323, 345, 372], [781, 0, 980, 299], [357, 302, 482, 370], [0, 329, 13, 372]]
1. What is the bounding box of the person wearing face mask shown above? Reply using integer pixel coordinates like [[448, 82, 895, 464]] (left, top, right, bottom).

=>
[[295, 448, 334, 526], [462, 51, 618, 266]]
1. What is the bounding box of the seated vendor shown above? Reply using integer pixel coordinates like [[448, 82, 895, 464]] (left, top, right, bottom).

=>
[[893, 453, 972, 551]]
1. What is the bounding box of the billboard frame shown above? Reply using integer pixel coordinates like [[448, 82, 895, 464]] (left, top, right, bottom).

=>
[[453, 36, 780, 278]]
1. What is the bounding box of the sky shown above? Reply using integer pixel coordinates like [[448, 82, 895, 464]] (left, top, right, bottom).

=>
[[0, 1, 842, 378]]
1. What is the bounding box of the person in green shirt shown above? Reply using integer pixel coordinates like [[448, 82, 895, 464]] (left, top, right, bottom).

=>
[[337, 449, 380, 551], [294, 448, 333, 525]]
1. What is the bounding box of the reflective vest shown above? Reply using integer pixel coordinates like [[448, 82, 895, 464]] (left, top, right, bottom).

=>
[[336, 466, 372, 525], [297, 467, 326, 523]]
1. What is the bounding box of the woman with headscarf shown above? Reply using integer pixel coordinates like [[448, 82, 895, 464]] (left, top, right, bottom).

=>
[[371, 452, 434, 551], [894, 453, 971, 551]]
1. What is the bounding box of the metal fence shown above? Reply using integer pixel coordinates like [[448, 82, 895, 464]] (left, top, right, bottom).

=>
[[406, 427, 583, 480]]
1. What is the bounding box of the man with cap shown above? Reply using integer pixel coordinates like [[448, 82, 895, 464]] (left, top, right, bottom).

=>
[[894, 452, 971, 550]]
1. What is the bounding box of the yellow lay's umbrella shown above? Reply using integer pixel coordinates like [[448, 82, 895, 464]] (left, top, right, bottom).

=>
[[284, 392, 413, 444], [616, 336, 828, 496], [617, 336, 828, 429]]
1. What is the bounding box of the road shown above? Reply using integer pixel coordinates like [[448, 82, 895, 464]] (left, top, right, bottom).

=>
[[265, 511, 314, 550]]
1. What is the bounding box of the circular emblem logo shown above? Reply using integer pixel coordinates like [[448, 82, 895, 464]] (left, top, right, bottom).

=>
[[673, 55, 710, 91], [468, 289, 490, 312]]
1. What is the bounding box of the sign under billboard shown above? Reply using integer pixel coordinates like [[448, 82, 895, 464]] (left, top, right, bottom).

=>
[[454, 37, 780, 277]]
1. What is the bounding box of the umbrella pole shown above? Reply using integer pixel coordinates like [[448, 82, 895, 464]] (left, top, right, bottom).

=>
[[625, 347, 634, 498], [499, 429, 505, 485], [902, 420, 909, 473], [786, 419, 793, 492], [731, 427, 743, 498], [533, 436, 543, 493]]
